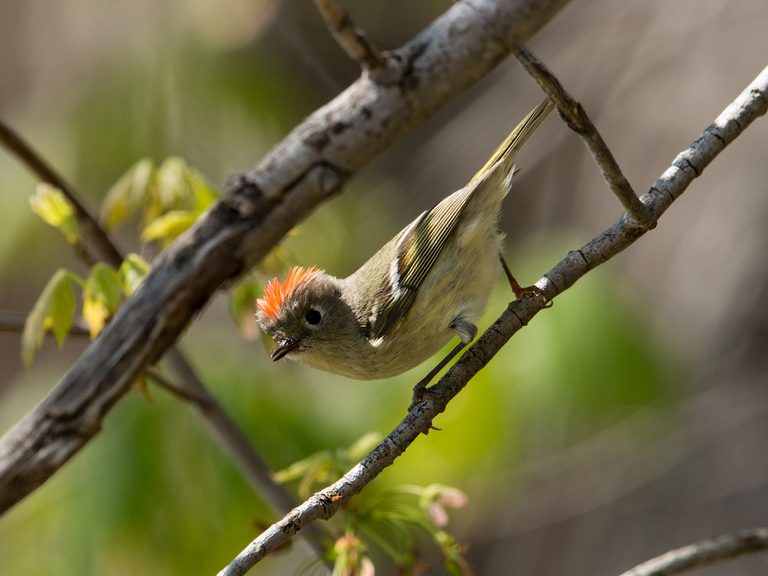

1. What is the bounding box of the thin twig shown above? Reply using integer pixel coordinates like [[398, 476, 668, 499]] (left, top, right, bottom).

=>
[[0, 311, 213, 411], [514, 46, 655, 227], [145, 368, 213, 407], [312, 0, 385, 71], [161, 349, 332, 563], [0, 115, 332, 566], [217, 66, 768, 576], [618, 528, 768, 576], [0, 120, 124, 266], [0, 311, 90, 337], [0, 314, 205, 404], [0, 312, 205, 405]]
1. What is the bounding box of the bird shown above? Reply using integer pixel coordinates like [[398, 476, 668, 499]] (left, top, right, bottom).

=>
[[256, 99, 553, 403]]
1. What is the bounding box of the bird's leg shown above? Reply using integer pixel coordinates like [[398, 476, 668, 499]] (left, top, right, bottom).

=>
[[499, 253, 551, 307], [410, 319, 477, 410], [410, 341, 467, 410]]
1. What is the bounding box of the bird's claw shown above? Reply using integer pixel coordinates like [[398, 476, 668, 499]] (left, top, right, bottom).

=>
[[409, 380, 429, 411], [514, 284, 552, 308], [409, 381, 441, 432]]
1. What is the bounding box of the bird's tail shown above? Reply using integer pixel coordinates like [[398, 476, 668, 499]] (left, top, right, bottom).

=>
[[469, 98, 554, 185]]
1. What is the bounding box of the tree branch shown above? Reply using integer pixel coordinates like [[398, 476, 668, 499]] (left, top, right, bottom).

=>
[[312, 0, 384, 71], [0, 105, 333, 562], [0, 312, 330, 564], [0, 120, 124, 266], [0, 0, 569, 516], [217, 67, 768, 576], [618, 528, 768, 576], [514, 46, 655, 227], [0, 311, 89, 337]]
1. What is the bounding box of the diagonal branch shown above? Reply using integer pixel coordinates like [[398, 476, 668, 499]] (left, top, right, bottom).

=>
[[618, 528, 768, 576], [0, 111, 331, 560], [514, 46, 655, 227], [0, 0, 570, 516], [313, 0, 385, 71], [217, 66, 768, 576], [0, 313, 331, 565]]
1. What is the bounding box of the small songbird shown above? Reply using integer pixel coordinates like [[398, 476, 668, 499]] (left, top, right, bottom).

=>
[[257, 100, 553, 399]]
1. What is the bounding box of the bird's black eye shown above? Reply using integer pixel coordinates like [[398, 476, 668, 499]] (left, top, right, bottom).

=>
[[305, 308, 322, 325]]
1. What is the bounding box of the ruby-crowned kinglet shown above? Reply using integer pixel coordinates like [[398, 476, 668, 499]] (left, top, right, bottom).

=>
[[257, 99, 553, 387]]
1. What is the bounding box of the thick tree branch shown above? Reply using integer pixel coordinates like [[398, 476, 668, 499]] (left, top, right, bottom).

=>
[[618, 528, 768, 576], [0, 107, 332, 561], [0, 0, 569, 516], [218, 67, 768, 576], [514, 46, 655, 227]]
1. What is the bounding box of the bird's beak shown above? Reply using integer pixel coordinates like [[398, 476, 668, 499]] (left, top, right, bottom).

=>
[[271, 338, 301, 361]]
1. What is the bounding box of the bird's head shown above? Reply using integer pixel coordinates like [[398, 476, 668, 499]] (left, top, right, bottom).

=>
[[256, 266, 360, 363]]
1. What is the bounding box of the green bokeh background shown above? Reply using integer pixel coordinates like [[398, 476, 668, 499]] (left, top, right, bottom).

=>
[[4, 1, 766, 575]]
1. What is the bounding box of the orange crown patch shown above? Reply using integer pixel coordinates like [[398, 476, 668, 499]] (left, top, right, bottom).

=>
[[257, 266, 321, 319]]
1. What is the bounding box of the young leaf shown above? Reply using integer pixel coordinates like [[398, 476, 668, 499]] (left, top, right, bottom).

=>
[[119, 253, 151, 296], [29, 184, 80, 244], [82, 263, 123, 338], [154, 157, 190, 209], [346, 432, 383, 461], [21, 269, 78, 366], [186, 168, 219, 211], [99, 159, 153, 231], [273, 451, 331, 484], [140, 210, 198, 244], [49, 271, 77, 346]]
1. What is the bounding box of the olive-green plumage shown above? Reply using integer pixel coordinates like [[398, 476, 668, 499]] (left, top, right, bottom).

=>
[[257, 100, 553, 379]]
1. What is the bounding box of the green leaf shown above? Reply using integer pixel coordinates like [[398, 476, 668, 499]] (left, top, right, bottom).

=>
[[99, 159, 153, 230], [49, 272, 77, 346], [346, 432, 382, 461], [273, 451, 330, 484], [82, 263, 123, 338], [119, 253, 151, 296], [21, 269, 77, 366], [186, 168, 219, 211], [154, 157, 191, 209], [140, 210, 198, 244], [29, 184, 80, 244]]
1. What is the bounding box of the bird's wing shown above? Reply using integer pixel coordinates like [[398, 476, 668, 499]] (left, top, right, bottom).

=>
[[367, 99, 553, 341], [368, 185, 474, 341]]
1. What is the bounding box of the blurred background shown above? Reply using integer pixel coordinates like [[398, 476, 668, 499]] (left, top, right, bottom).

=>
[[1, 0, 767, 574]]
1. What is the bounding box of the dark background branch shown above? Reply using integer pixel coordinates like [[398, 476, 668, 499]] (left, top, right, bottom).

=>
[[619, 528, 768, 576]]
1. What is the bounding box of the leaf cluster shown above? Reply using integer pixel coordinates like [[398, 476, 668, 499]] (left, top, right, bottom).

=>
[[277, 434, 473, 575], [22, 159, 284, 363]]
